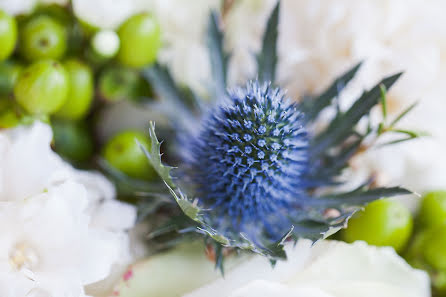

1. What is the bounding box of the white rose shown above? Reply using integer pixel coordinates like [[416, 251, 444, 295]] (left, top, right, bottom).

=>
[[185, 240, 430, 297]]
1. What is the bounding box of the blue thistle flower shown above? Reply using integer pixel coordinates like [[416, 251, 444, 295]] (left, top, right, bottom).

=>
[[140, 1, 413, 260], [184, 81, 310, 241]]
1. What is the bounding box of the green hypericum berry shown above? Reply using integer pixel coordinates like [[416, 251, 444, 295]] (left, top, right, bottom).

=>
[[405, 225, 446, 295], [98, 66, 151, 102], [341, 199, 413, 252], [0, 98, 20, 128], [0, 61, 23, 95], [117, 13, 161, 67], [14, 60, 69, 115], [0, 10, 17, 61], [19, 15, 67, 61], [52, 120, 94, 163], [54, 59, 94, 120], [419, 224, 446, 271], [418, 191, 446, 229], [33, 4, 72, 26], [103, 130, 157, 180]]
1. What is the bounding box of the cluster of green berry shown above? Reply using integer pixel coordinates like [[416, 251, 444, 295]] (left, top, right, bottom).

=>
[[341, 191, 446, 296], [0, 4, 160, 178]]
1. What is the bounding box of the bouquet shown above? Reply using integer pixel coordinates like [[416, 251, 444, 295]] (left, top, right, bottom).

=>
[[0, 0, 445, 296]]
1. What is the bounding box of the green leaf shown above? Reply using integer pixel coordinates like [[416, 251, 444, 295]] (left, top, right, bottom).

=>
[[139, 121, 176, 188], [214, 243, 225, 275], [313, 186, 412, 207], [380, 83, 388, 120], [207, 12, 229, 100], [377, 129, 429, 147], [198, 227, 231, 246], [390, 129, 428, 138], [141, 64, 196, 128], [136, 193, 177, 222], [311, 137, 362, 180], [312, 72, 402, 156], [257, 2, 280, 83], [264, 226, 293, 260], [390, 101, 418, 127], [165, 182, 201, 220], [97, 158, 169, 200], [301, 62, 363, 121], [146, 215, 196, 240]]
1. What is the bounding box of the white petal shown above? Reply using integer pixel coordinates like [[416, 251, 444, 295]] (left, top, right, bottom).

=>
[[288, 241, 430, 297], [229, 280, 334, 297], [185, 240, 430, 297], [72, 0, 148, 29], [90, 200, 137, 231], [0, 122, 68, 202]]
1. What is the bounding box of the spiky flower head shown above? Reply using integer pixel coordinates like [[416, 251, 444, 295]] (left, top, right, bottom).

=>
[[184, 81, 309, 241]]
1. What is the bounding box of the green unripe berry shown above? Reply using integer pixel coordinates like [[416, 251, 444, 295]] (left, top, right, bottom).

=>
[[420, 224, 446, 271], [0, 61, 23, 95], [117, 13, 161, 67], [33, 4, 72, 26], [19, 15, 67, 61], [54, 59, 94, 120], [0, 98, 20, 128], [341, 199, 413, 252], [14, 60, 69, 115], [98, 66, 151, 102], [52, 120, 94, 163], [0, 10, 17, 61], [418, 191, 446, 229], [103, 130, 157, 180]]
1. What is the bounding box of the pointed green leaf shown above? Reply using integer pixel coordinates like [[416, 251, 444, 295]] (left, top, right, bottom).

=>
[[313, 186, 412, 207], [264, 226, 294, 260], [379, 83, 388, 120], [139, 121, 176, 188], [167, 185, 200, 220], [377, 129, 429, 147], [207, 12, 229, 99], [257, 2, 280, 83], [301, 62, 363, 121], [97, 158, 167, 196], [390, 101, 418, 127], [141, 64, 196, 126], [312, 72, 402, 156], [311, 138, 362, 180]]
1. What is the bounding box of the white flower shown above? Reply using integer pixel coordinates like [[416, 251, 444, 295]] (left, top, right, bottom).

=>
[[72, 0, 147, 29], [0, 121, 67, 202], [0, 181, 119, 297], [185, 240, 430, 297], [0, 121, 137, 296]]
